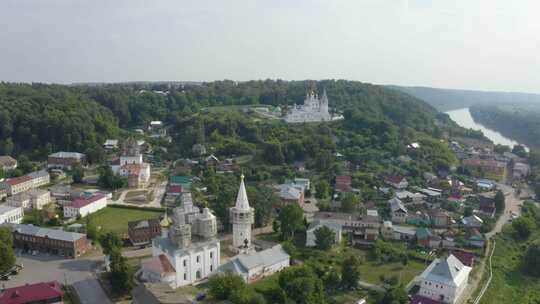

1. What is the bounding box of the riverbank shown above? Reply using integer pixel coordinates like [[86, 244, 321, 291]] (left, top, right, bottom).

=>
[[445, 108, 524, 148]]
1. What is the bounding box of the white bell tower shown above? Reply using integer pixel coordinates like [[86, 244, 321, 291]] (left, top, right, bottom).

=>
[[230, 175, 254, 250]]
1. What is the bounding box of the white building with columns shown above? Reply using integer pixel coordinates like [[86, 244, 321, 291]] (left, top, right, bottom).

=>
[[230, 175, 254, 252]]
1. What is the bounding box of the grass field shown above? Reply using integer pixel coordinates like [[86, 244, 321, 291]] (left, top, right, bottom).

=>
[[83, 207, 163, 236], [479, 227, 540, 304]]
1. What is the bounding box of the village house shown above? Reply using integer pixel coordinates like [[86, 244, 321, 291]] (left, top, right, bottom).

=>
[[278, 184, 304, 206], [13, 224, 88, 257], [461, 215, 483, 229], [396, 190, 425, 204], [0, 205, 24, 224], [431, 209, 451, 227], [345, 216, 381, 246], [0, 281, 64, 304], [28, 170, 50, 188], [466, 228, 485, 247], [389, 197, 408, 223], [450, 249, 475, 267], [305, 220, 342, 247], [335, 175, 353, 193], [416, 254, 472, 304], [216, 159, 241, 174], [48, 151, 86, 170], [63, 193, 107, 218], [392, 225, 416, 241], [103, 139, 119, 150], [0, 155, 17, 171], [384, 175, 409, 189], [478, 194, 496, 218], [128, 218, 162, 246], [381, 221, 393, 239], [418, 188, 443, 203]]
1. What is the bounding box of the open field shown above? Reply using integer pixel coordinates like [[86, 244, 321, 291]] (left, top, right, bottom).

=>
[[82, 206, 163, 236]]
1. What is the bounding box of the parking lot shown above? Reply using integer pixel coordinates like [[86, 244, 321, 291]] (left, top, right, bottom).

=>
[[3, 252, 111, 304]]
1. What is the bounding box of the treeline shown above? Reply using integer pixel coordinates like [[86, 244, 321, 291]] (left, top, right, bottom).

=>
[[0, 83, 121, 158]]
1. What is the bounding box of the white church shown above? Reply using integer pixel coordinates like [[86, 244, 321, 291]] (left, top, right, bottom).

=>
[[284, 89, 342, 123], [140, 175, 290, 288]]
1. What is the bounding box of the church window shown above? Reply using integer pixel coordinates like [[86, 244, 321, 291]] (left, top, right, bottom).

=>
[[197, 256, 200, 263], [210, 252, 213, 258], [184, 273, 187, 280], [210, 265, 213, 271], [183, 260, 187, 267]]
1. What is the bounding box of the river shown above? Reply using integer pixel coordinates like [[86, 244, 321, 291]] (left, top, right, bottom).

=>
[[446, 107, 524, 148]]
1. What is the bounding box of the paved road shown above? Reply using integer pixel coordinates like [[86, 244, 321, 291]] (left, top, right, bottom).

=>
[[4, 253, 110, 304]]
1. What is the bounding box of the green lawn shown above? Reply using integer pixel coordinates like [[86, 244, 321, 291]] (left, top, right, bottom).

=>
[[82, 207, 163, 236]]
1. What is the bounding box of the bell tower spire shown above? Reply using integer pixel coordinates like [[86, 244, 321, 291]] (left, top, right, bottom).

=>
[[230, 174, 255, 251]]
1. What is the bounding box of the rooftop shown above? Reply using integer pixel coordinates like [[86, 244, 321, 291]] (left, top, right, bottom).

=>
[[5, 175, 32, 186], [69, 193, 106, 209], [49, 151, 86, 159], [14, 224, 86, 242], [0, 281, 63, 304]]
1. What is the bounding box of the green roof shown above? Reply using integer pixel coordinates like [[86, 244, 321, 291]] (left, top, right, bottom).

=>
[[170, 176, 192, 184], [416, 227, 432, 239]]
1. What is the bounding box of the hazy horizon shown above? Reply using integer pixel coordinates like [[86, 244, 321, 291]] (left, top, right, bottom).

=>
[[2, 0, 540, 93]]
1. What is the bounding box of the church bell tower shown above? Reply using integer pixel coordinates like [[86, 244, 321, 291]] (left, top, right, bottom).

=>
[[230, 175, 254, 250]]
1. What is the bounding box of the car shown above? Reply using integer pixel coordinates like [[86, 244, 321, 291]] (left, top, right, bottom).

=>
[[195, 293, 206, 301]]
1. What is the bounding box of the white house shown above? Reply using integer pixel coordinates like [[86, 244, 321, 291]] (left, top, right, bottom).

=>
[[6, 193, 31, 209], [103, 139, 119, 150], [305, 220, 342, 247], [28, 170, 50, 188], [0, 205, 24, 224], [384, 175, 409, 189], [27, 189, 51, 210], [63, 194, 107, 218], [218, 244, 290, 282], [417, 254, 471, 304]]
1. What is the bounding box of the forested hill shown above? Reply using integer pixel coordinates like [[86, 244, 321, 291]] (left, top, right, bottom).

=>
[[0, 80, 468, 163], [390, 85, 540, 112], [470, 103, 540, 148]]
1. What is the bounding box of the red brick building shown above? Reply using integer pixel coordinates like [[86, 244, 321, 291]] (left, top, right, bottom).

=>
[[13, 224, 88, 258], [128, 218, 162, 246]]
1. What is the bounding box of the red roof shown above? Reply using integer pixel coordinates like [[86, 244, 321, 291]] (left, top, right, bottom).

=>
[[69, 193, 105, 208], [410, 295, 441, 304], [0, 281, 63, 304], [6, 175, 32, 186], [450, 250, 475, 267], [384, 175, 404, 184], [167, 185, 182, 194], [335, 175, 351, 184]]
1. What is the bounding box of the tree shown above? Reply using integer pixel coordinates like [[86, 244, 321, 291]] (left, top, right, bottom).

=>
[[379, 284, 408, 304], [278, 265, 326, 304], [512, 216, 534, 239], [314, 226, 335, 250], [278, 204, 304, 240], [281, 240, 300, 260], [85, 216, 99, 241], [341, 193, 360, 213], [524, 239, 540, 277], [494, 190, 505, 214], [513, 145, 528, 158], [98, 166, 126, 190], [71, 165, 84, 184], [108, 248, 133, 293], [99, 231, 123, 255], [322, 269, 341, 294], [341, 255, 361, 290], [0, 227, 15, 274], [314, 180, 330, 199], [208, 272, 247, 300], [0, 242, 16, 274]]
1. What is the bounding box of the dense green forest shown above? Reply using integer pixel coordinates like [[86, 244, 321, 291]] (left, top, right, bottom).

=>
[[0, 80, 467, 176], [470, 103, 540, 148]]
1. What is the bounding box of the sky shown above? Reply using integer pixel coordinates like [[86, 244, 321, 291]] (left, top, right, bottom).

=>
[[1, 0, 540, 93]]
